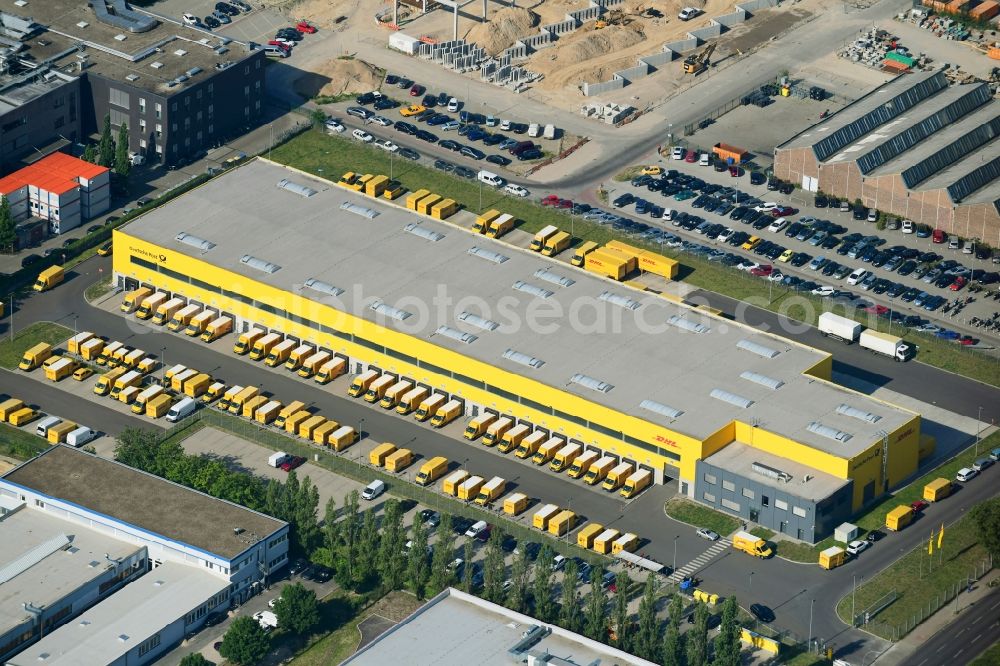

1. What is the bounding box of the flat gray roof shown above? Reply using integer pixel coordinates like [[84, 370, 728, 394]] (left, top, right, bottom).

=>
[[118, 159, 916, 458], [342, 588, 659, 666], [6, 562, 228, 666], [703, 441, 850, 502], [3, 446, 285, 560], [0, 503, 142, 636]]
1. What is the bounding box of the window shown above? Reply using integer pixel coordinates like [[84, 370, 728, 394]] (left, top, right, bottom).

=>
[[775, 499, 788, 511], [793, 506, 808, 518], [702, 492, 716, 503], [139, 119, 146, 134], [130, 256, 157, 271], [245, 85, 250, 96], [721, 498, 740, 512], [138, 633, 161, 657], [742, 488, 755, 499], [171, 102, 177, 112], [109, 88, 130, 109], [454, 372, 485, 389], [139, 98, 146, 114], [722, 480, 735, 491], [208, 83, 214, 94], [590, 423, 622, 440], [109, 108, 129, 127], [522, 397, 552, 414], [155, 102, 162, 119], [155, 123, 162, 138], [703, 473, 717, 484], [139, 139, 147, 148], [491, 385, 519, 403], [386, 348, 417, 365]]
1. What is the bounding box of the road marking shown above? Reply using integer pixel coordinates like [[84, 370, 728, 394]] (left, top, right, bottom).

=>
[[668, 540, 731, 581], [937, 645, 945, 652], [955, 649, 964, 656], [991, 601, 1000, 611], [916, 659, 927, 666], [973, 633, 982, 642]]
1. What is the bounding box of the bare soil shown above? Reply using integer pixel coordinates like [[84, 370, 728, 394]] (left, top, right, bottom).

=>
[[293, 58, 385, 99]]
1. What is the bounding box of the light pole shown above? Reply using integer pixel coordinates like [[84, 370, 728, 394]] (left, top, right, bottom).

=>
[[808, 599, 815, 653], [852, 574, 860, 623], [749, 570, 754, 592], [673, 535, 679, 573], [975, 406, 982, 455]]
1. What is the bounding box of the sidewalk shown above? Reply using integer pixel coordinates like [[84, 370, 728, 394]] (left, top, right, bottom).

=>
[[874, 568, 1000, 666]]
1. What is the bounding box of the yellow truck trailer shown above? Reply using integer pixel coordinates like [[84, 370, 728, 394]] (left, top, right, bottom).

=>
[[463, 412, 496, 440], [416, 193, 442, 215], [473, 209, 500, 234], [620, 469, 652, 498], [442, 470, 469, 496], [121, 286, 153, 314], [217, 385, 244, 412], [593, 528, 621, 554], [168, 304, 202, 332], [532, 436, 565, 465], [533, 504, 560, 531], [577, 523, 604, 549], [584, 456, 616, 485], [48, 420, 78, 444], [923, 478, 953, 502], [0, 398, 25, 421], [135, 292, 167, 320], [819, 546, 846, 570], [255, 400, 283, 425], [612, 533, 639, 554], [185, 310, 215, 337], [233, 328, 265, 354], [146, 394, 173, 418], [457, 475, 485, 501], [132, 385, 165, 414], [19, 343, 53, 371], [275, 401, 305, 428], [415, 456, 449, 486], [484, 417, 514, 448], [250, 332, 282, 361], [314, 356, 346, 384], [503, 492, 529, 516], [79, 337, 105, 361], [732, 531, 773, 558], [548, 510, 576, 537], [284, 410, 310, 435], [485, 213, 515, 238], [264, 339, 295, 367], [93, 367, 126, 396], [530, 225, 559, 252], [474, 476, 506, 506], [329, 426, 358, 451], [312, 420, 340, 445], [586, 247, 637, 281], [348, 369, 380, 398], [379, 379, 413, 410], [170, 368, 198, 393], [571, 241, 599, 267], [200, 316, 232, 342], [603, 462, 635, 492], [242, 395, 269, 420], [229, 386, 260, 415], [397, 386, 429, 415], [184, 373, 213, 398], [414, 393, 446, 422], [44, 357, 78, 382], [550, 443, 582, 473], [152, 297, 185, 326], [370, 442, 398, 467], [67, 331, 94, 355], [431, 198, 458, 220], [431, 399, 462, 427], [8, 407, 39, 426], [298, 414, 327, 440], [365, 174, 389, 197], [385, 448, 413, 472], [507, 429, 542, 455], [541, 231, 571, 257], [405, 188, 430, 211], [885, 505, 914, 531]]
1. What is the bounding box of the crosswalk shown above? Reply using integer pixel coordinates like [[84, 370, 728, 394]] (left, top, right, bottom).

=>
[[669, 539, 731, 582]]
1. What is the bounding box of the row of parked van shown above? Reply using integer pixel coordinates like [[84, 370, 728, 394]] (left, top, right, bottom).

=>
[[348, 369, 464, 428], [233, 328, 349, 384], [0, 396, 96, 447], [121, 288, 233, 342], [464, 413, 652, 499]]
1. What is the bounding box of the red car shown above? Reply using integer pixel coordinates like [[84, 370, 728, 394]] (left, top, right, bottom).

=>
[[541, 194, 560, 206], [770, 206, 797, 218], [295, 21, 317, 33], [749, 264, 773, 277], [958, 335, 976, 345], [409, 84, 425, 96], [910, 500, 929, 513], [932, 228, 946, 244], [556, 198, 573, 209], [864, 304, 888, 315], [267, 40, 291, 52], [281, 455, 306, 472], [685, 152, 698, 163], [949, 276, 967, 291]]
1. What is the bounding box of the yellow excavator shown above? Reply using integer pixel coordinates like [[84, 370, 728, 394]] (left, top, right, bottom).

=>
[[595, 8, 630, 28], [683, 43, 716, 74]]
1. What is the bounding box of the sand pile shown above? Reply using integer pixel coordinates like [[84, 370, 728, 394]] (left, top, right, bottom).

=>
[[293, 58, 383, 99], [531, 23, 645, 70], [466, 7, 540, 55]]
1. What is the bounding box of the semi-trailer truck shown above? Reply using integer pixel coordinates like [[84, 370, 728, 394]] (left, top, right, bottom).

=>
[[818, 312, 914, 361]]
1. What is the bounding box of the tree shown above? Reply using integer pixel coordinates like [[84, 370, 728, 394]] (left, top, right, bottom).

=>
[[322, 497, 339, 554], [714, 595, 742, 666], [507, 543, 532, 613], [0, 195, 14, 254], [98, 114, 115, 168], [634, 573, 661, 661], [378, 499, 407, 590], [355, 509, 380, 586], [685, 602, 710, 666], [179, 654, 211, 666], [114, 427, 162, 471], [461, 539, 474, 593], [218, 616, 269, 666], [482, 527, 506, 603], [532, 544, 556, 622], [309, 108, 327, 128], [429, 514, 455, 594], [407, 514, 431, 598], [82, 143, 97, 164], [115, 122, 131, 179], [661, 593, 685, 666], [334, 491, 360, 587], [584, 565, 606, 640], [970, 497, 1000, 560], [273, 582, 320, 635], [612, 570, 631, 651], [558, 560, 582, 633]]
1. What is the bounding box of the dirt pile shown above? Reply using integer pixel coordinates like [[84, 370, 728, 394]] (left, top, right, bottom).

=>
[[528, 22, 646, 88], [293, 58, 384, 99], [466, 7, 540, 55]]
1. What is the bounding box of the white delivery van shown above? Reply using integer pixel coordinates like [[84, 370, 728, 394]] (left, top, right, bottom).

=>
[[543, 124, 556, 139], [362, 479, 386, 500], [166, 396, 197, 422], [527, 123, 541, 138], [477, 170, 504, 187], [66, 426, 97, 447], [268, 451, 290, 468], [36, 416, 61, 439]]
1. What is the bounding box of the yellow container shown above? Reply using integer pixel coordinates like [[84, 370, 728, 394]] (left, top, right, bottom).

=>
[[329, 426, 358, 451], [533, 504, 560, 530], [431, 198, 458, 220], [370, 442, 398, 467], [255, 400, 283, 425], [819, 546, 845, 570], [406, 189, 431, 210], [365, 174, 389, 197], [9, 407, 39, 426], [577, 523, 604, 549], [612, 533, 639, 554], [416, 193, 442, 215], [146, 394, 173, 418], [298, 415, 327, 439], [67, 331, 94, 355], [48, 421, 78, 444], [503, 492, 529, 516], [548, 510, 576, 536], [312, 419, 340, 445], [593, 528, 620, 554], [242, 395, 269, 419], [923, 478, 953, 502], [442, 470, 470, 496], [385, 448, 413, 472], [284, 410, 310, 434], [0, 398, 26, 421], [275, 401, 305, 428]]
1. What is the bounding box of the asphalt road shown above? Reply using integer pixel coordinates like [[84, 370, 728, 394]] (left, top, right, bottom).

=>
[[10, 254, 1000, 662], [898, 584, 1000, 666]]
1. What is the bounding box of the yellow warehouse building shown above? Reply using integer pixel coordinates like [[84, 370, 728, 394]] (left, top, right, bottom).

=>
[[112, 159, 920, 542]]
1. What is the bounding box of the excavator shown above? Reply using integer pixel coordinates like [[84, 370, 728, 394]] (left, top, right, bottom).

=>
[[682, 43, 716, 75], [595, 8, 630, 28]]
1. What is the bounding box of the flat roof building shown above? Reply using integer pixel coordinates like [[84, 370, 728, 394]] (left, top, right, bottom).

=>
[[342, 588, 660, 666], [774, 68, 999, 241], [112, 158, 922, 541]]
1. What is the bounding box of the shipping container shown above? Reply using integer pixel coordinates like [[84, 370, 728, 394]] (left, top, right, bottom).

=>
[[533, 504, 560, 530], [485, 417, 515, 448], [819, 546, 845, 570], [431, 399, 462, 427], [593, 528, 621, 554], [80, 338, 105, 361], [284, 410, 311, 435], [48, 421, 78, 444], [473, 209, 501, 234], [457, 475, 485, 501], [171, 368, 198, 393], [415, 456, 449, 485], [117, 386, 140, 405], [233, 327, 265, 354], [571, 241, 599, 267], [0, 398, 25, 422], [548, 510, 576, 536], [380, 379, 413, 410], [121, 286, 153, 314], [275, 401, 306, 428], [314, 356, 346, 383], [250, 332, 282, 361], [168, 304, 202, 332], [711, 142, 747, 165], [486, 213, 515, 238], [530, 225, 559, 251], [348, 369, 380, 397], [577, 523, 604, 549], [405, 189, 431, 210], [585, 247, 635, 280], [970, 0, 999, 18], [312, 419, 340, 445], [365, 174, 389, 197], [584, 456, 616, 485], [442, 470, 470, 496], [503, 492, 529, 516], [264, 339, 296, 367], [186, 310, 216, 337], [135, 292, 167, 320], [152, 297, 185, 325], [463, 412, 496, 440], [397, 386, 429, 415], [532, 436, 565, 465], [385, 448, 413, 472], [431, 198, 458, 220], [242, 395, 269, 419], [416, 193, 442, 215], [370, 442, 398, 466], [67, 331, 94, 355], [637, 250, 679, 279], [184, 373, 213, 398], [285, 344, 316, 372], [414, 393, 446, 422], [298, 414, 327, 440]]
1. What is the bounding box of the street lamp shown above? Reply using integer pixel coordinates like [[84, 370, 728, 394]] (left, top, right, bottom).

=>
[[808, 599, 815, 653], [975, 406, 982, 455], [749, 570, 754, 592], [673, 535, 679, 573]]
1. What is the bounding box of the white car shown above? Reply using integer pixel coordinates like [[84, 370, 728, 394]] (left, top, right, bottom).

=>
[[754, 202, 777, 212], [376, 139, 399, 152], [352, 129, 373, 143], [552, 555, 567, 571], [182, 12, 199, 25], [696, 528, 720, 541], [901, 219, 914, 234], [846, 540, 868, 556], [447, 97, 460, 112], [672, 146, 685, 160], [812, 285, 835, 296], [768, 218, 788, 233], [273, 37, 295, 46], [718, 228, 734, 243], [956, 467, 978, 482], [846, 268, 870, 285], [504, 183, 529, 197], [678, 6, 702, 20], [499, 119, 512, 130], [370, 115, 392, 127], [768, 270, 784, 282], [324, 119, 345, 134]]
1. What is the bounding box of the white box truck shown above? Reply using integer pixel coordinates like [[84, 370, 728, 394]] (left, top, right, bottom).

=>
[[543, 124, 556, 139], [66, 426, 97, 447], [818, 312, 862, 343], [859, 330, 914, 362], [268, 451, 290, 467]]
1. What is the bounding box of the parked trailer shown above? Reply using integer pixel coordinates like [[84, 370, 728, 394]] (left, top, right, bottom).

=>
[[818, 312, 862, 343], [577, 523, 604, 549], [284, 410, 311, 435], [48, 421, 79, 444], [9, 407, 39, 426], [254, 401, 282, 424], [312, 420, 340, 445], [442, 470, 469, 496], [431, 399, 462, 427], [473, 209, 500, 234], [385, 448, 413, 472], [405, 188, 431, 210], [67, 331, 94, 355], [612, 533, 639, 554], [503, 492, 529, 516], [146, 394, 173, 418], [593, 528, 621, 554], [567, 450, 599, 479], [463, 412, 496, 440], [80, 338, 105, 361], [397, 386, 429, 415], [370, 442, 398, 466], [186, 310, 216, 337], [329, 426, 358, 451], [0, 398, 25, 421], [184, 373, 212, 398], [45, 357, 78, 382], [457, 475, 485, 501], [533, 503, 560, 530], [275, 401, 306, 428], [548, 510, 576, 536], [298, 415, 328, 440], [314, 356, 346, 383]]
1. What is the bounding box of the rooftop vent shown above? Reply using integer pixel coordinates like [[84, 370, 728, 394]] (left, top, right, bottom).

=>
[[570, 373, 614, 394], [276, 179, 317, 198], [436, 326, 477, 344], [709, 388, 753, 409], [303, 278, 344, 298], [533, 268, 575, 288], [175, 232, 215, 252], [806, 421, 853, 443], [752, 461, 792, 482], [503, 348, 545, 369], [736, 339, 780, 358], [125, 74, 139, 82], [370, 300, 412, 322], [186, 66, 203, 76], [512, 281, 553, 299], [174, 49, 187, 56], [340, 201, 378, 219], [14, 0, 27, 5], [76, 21, 89, 28], [599, 291, 641, 310], [405, 223, 444, 242], [836, 403, 881, 424], [639, 399, 684, 420], [150, 61, 163, 69], [468, 246, 509, 264], [668, 315, 709, 334], [117, 634, 129, 643], [740, 371, 784, 390], [114, 34, 127, 41], [240, 255, 280, 274], [458, 311, 499, 331]]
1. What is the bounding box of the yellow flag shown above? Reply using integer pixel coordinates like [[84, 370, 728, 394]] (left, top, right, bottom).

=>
[[938, 523, 944, 549], [928, 534, 933, 556]]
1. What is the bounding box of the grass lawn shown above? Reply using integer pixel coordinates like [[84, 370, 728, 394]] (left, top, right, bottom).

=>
[[0, 423, 47, 461], [664, 498, 741, 536], [835, 511, 989, 639], [0, 322, 73, 370], [750, 527, 775, 541], [289, 590, 422, 665], [970, 641, 1000, 665], [779, 646, 831, 666], [777, 431, 1000, 563], [84, 276, 114, 302]]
